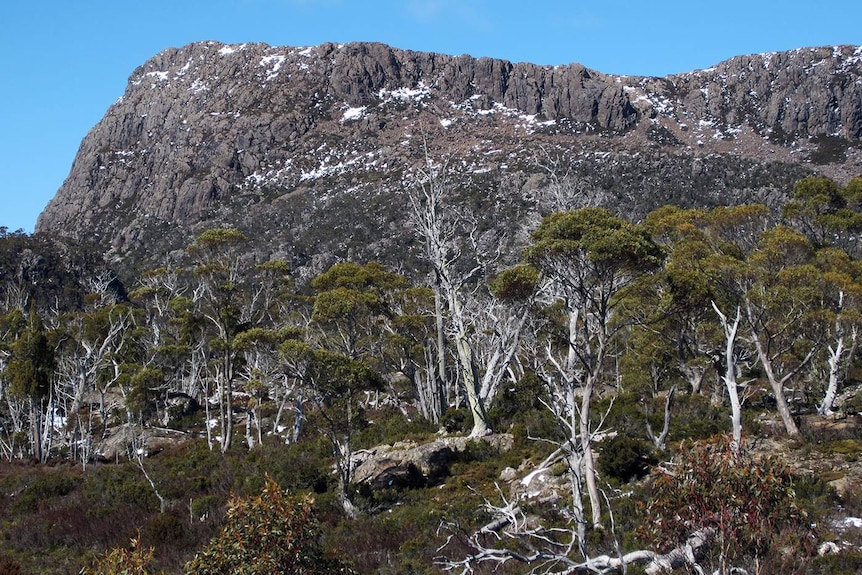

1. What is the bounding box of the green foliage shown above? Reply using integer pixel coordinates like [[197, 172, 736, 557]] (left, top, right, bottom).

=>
[[310, 261, 407, 293], [6, 310, 54, 402], [527, 207, 664, 276], [662, 393, 728, 441], [823, 439, 862, 461], [597, 435, 657, 484], [185, 477, 353, 575], [127, 366, 165, 419], [82, 466, 162, 513], [783, 176, 862, 251], [487, 371, 555, 433], [191, 228, 249, 250], [811, 551, 862, 574], [0, 230, 103, 311], [10, 473, 80, 513], [352, 406, 437, 450], [488, 264, 539, 301], [440, 407, 470, 434]]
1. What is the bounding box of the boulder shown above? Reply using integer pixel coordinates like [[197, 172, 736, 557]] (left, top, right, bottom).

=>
[[352, 433, 513, 490]]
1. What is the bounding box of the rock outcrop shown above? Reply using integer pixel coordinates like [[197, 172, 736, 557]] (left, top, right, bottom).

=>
[[353, 433, 514, 489], [36, 42, 862, 277]]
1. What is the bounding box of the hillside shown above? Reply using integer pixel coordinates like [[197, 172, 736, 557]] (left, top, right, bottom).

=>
[[3, 41, 861, 575], [36, 42, 862, 278]]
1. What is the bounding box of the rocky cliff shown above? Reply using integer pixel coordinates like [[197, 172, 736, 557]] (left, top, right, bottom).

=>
[[36, 42, 862, 278]]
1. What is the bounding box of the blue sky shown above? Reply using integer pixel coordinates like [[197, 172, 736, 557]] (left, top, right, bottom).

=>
[[1, 0, 860, 232]]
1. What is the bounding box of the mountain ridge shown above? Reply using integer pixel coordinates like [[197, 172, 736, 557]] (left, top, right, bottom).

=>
[[36, 41, 862, 278]]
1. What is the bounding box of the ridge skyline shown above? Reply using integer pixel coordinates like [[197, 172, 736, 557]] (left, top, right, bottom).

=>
[[3, 0, 861, 232]]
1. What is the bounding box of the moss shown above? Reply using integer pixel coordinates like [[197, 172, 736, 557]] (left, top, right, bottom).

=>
[[824, 439, 862, 461]]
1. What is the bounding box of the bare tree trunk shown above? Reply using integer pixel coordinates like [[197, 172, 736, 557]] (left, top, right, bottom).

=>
[[713, 303, 743, 452], [29, 398, 43, 463], [752, 337, 800, 436], [291, 391, 304, 444], [646, 387, 676, 451], [433, 288, 450, 406], [680, 362, 706, 394], [820, 315, 856, 416], [580, 369, 603, 530]]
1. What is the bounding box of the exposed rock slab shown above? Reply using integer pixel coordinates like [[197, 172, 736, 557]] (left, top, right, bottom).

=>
[[352, 433, 514, 489]]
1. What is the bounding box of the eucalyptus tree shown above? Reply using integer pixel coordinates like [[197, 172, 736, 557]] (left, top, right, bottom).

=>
[[304, 348, 384, 519], [310, 261, 409, 361], [739, 226, 830, 436], [233, 327, 285, 449], [640, 206, 721, 395], [380, 284, 444, 423], [525, 207, 663, 537], [53, 295, 135, 464], [814, 247, 862, 415], [127, 266, 205, 427], [783, 176, 862, 256], [4, 309, 55, 462], [0, 309, 27, 459], [685, 205, 771, 446], [186, 227, 254, 453]]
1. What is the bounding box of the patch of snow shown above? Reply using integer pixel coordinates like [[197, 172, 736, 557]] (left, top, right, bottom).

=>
[[837, 45, 862, 74], [145, 71, 169, 85], [49, 408, 66, 430], [299, 150, 380, 182], [218, 43, 246, 56], [379, 82, 431, 103], [176, 59, 193, 77], [839, 517, 862, 529], [189, 79, 209, 94], [259, 54, 286, 81], [440, 118, 453, 128], [341, 106, 367, 122]]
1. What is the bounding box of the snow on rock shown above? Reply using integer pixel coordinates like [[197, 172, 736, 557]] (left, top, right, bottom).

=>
[[342, 106, 367, 122], [218, 44, 246, 56], [838, 517, 862, 529], [259, 54, 286, 81], [378, 82, 431, 103]]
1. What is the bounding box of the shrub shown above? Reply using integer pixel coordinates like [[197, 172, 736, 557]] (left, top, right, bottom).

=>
[[10, 473, 80, 513], [142, 511, 186, 547], [597, 435, 657, 484], [639, 435, 811, 573], [184, 477, 354, 574], [0, 554, 24, 575], [81, 536, 164, 575]]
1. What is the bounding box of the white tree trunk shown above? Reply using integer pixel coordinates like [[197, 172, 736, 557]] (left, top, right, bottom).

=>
[[713, 303, 743, 451]]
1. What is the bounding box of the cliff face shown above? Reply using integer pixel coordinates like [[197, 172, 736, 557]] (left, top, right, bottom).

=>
[[36, 41, 862, 277]]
